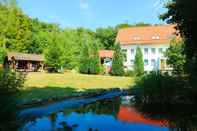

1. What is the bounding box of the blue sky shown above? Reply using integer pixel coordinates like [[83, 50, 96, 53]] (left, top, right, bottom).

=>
[[17, 0, 167, 29]]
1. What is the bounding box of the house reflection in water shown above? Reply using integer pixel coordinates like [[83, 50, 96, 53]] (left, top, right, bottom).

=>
[[117, 106, 168, 127]]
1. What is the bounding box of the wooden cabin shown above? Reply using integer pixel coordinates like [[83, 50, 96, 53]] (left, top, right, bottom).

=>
[[4, 52, 44, 72]]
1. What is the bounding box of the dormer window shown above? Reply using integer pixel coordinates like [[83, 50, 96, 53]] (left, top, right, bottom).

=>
[[133, 36, 141, 40], [152, 36, 160, 40]]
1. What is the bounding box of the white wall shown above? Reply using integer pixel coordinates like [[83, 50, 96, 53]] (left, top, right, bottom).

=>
[[120, 44, 170, 71]]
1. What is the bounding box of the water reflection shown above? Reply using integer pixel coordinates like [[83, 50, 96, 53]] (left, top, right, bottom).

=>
[[20, 96, 170, 131], [135, 102, 197, 131]]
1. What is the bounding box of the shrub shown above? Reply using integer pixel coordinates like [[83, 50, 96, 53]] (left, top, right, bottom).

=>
[[0, 69, 25, 130], [134, 72, 187, 104], [0, 48, 6, 64], [111, 43, 124, 76], [124, 70, 135, 77]]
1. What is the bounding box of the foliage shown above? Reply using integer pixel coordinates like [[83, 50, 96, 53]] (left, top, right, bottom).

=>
[[79, 43, 90, 74], [0, 69, 25, 130], [160, 0, 197, 85], [79, 35, 101, 74], [134, 72, 187, 104], [124, 70, 135, 77], [165, 39, 186, 75], [0, 48, 6, 64], [134, 47, 144, 76], [111, 43, 124, 76], [89, 41, 101, 74], [95, 27, 117, 49], [44, 32, 65, 72]]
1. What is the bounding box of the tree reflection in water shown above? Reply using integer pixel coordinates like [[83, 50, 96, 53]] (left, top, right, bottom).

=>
[[134, 101, 197, 131]]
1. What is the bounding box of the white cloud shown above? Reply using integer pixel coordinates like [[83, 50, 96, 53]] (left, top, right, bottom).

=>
[[80, 0, 89, 10], [79, 0, 94, 18]]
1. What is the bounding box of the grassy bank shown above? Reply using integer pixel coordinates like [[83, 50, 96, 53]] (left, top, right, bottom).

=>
[[18, 72, 134, 103]]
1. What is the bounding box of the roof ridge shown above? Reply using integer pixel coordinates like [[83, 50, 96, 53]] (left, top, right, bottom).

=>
[[118, 24, 175, 31]]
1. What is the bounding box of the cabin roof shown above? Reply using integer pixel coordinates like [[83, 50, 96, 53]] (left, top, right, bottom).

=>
[[7, 52, 44, 62]]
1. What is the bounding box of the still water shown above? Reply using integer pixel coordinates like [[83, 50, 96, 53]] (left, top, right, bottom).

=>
[[19, 94, 172, 131]]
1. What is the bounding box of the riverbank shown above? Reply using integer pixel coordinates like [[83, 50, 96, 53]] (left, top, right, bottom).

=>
[[17, 88, 131, 109], [17, 72, 134, 107]]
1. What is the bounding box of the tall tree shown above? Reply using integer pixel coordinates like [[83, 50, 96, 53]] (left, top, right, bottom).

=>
[[134, 47, 144, 76], [165, 39, 186, 75], [95, 27, 117, 49], [89, 40, 101, 74], [79, 42, 90, 74], [160, 0, 197, 84], [111, 43, 124, 76], [44, 32, 64, 72]]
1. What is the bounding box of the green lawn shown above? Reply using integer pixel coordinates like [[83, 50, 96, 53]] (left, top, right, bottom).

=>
[[19, 72, 134, 103]]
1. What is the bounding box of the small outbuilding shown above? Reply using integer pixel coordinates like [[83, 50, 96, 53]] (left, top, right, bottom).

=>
[[4, 52, 44, 72], [99, 50, 114, 73]]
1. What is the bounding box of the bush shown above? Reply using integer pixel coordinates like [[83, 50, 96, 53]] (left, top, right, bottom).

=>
[[0, 48, 6, 64], [0, 69, 25, 130], [124, 70, 135, 77], [134, 72, 187, 104]]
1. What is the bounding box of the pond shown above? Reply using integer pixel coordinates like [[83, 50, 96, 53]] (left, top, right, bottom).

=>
[[18, 91, 197, 131]]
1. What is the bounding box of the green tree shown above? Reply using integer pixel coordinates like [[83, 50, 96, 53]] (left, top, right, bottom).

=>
[[160, 0, 197, 84], [0, 69, 25, 130], [111, 43, 124, 76], [79, 42, 90, 74], [44, 33, 64, 72], [89, 41, 101, 74], [95, 27, 117, 49], [134, 47, 144, 76], [165, 39, 186, 75]]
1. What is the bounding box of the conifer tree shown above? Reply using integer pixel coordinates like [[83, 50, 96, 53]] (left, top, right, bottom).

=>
[[89, 41, 100, 74], [111, 43, 124, 76], [134, 47, 144, 76]]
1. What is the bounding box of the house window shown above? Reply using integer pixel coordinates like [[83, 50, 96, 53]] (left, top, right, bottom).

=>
[[151, 59, 156, 66], [144, 48, 148, 55], [144, 59, 149, 66], [131, 49, 135, 55], [122, 49, 127, 62], [151, 48, 156, 54], [159, 48, 163, 54], [130, 60, 134, 65]]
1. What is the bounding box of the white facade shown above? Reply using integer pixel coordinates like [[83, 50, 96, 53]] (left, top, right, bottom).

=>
[[120, 44, 170, 72]]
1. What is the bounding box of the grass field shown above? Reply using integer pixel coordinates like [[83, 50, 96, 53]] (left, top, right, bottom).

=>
[[19, 72, 134, 103]]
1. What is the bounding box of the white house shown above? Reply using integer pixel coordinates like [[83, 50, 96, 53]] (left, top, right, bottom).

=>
[[116, 25, 177, 72]]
